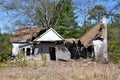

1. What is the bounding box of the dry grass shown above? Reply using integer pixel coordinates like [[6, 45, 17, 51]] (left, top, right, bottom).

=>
[[0, 60, 120, 80]]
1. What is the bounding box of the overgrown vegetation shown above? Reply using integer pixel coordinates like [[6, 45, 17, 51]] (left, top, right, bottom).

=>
[[108, 22, 120, 63], [0, 33, 12, 63], [0, 61, 120, 80], [15, 50, 28, 67]]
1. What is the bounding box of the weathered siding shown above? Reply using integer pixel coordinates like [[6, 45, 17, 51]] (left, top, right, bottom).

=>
[[35, 43, 56, 54], [34, 43, 70, 61], [34, 43, 56, 60]]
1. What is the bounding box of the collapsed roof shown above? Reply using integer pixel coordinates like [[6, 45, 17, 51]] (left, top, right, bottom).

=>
[[64, 38, 78, 44], [11, 27, 46, 42], [11, 23, 105, 47], [80, 23, 105, 47]]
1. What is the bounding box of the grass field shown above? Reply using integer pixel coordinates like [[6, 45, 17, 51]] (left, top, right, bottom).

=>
[[0, 60, 120, 80]]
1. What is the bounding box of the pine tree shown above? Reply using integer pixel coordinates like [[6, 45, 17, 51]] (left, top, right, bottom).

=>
[[88, 5, 106, 22], [51, 0, 80, 38], [51, 0, 77, 27]]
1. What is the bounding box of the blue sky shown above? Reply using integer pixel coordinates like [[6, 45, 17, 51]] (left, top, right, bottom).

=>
[[74, 0, 119, 26], [0, 0, 119, 33]]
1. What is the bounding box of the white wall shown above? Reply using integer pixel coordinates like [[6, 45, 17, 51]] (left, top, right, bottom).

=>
[[93, 40, 104, 61], [12, 42, 29, 56]]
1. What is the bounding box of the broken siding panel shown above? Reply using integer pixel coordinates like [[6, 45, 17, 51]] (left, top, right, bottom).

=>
[[56, 46, 70, 61]]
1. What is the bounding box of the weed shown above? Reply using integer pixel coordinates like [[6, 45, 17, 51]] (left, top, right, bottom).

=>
[[79, 78, 84, 80], [42, 54, 47, 67], [15, 51, 28, 67], [0, 61, 11, 68], [33, 60, 38, 69]]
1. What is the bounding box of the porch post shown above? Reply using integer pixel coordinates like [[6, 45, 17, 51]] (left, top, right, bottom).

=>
[[30, 48, 32, 55], [24, 48, 27, 56]]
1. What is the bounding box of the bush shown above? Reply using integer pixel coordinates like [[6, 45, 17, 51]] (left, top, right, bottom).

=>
[[0, 33, 12, 63], [108, 40, 120, 63], [108, 23, 120, 64], [0, 61, 10, 68]]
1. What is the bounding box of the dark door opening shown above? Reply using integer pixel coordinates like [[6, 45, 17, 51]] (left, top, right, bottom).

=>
[[32, 49, 34, 55], [26, 48, 31, 56], [49, 47, 56, 60]]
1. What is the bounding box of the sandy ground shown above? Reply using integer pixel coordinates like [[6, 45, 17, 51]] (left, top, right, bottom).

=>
[[0, 60, 120, 80]]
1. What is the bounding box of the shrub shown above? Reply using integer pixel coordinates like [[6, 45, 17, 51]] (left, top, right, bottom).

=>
[[108, 23, 120, 64], [108, 40, 120, 63], [0, 33, 12, 63], [0, 61, 10, 68]]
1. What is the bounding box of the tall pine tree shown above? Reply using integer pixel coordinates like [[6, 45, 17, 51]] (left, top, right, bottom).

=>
[[88, 5, 106, 22], [51, 0, 77, 27], [51, 0, 80, 38]]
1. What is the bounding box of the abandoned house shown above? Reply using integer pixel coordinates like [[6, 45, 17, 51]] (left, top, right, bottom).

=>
[[11, 27, 70, 61], [11, 16, 108, 62]]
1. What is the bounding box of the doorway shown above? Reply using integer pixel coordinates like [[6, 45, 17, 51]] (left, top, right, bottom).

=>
[[26, 48, 31, 56], [49, 47, 56, 60]]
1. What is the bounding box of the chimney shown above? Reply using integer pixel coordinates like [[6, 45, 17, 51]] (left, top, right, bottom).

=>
[[102, 15, 108, 63]]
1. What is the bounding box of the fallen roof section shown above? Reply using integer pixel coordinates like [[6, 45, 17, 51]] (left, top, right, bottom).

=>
[[80, 23, 105, 47], [11, 27, 46, 42], [64, 38, 77, 44]]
